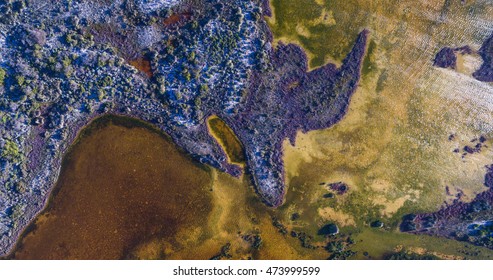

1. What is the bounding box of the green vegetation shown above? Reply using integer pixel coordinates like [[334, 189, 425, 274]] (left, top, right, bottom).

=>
[[2, 140, 21, 160], [187, 51, 196, 62], [351, 229, 493, 260], [200, 84, 209, 94], [98, 89, 106, 101], [15, 75, 25, 86], [100, 75, 113, 87], [182, 68, 191, 82], [208, 33, 240, 64], [362, 40, 377, 76], [385, 250, 440, 260], [62, 56, 72, 68], [1, 114, 8, 124], [9, 204, 26, 229], [0, 67, 5, 86]]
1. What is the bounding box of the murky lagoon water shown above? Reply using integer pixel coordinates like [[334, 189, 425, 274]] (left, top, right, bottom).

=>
[[11, 116, 213, 259]]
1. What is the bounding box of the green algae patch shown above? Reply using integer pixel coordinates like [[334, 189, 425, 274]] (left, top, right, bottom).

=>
[[207, 116, 245, 165], [268, 0, 370, 68], [351, 228, 493, 260], [0, 67, 5, 86]]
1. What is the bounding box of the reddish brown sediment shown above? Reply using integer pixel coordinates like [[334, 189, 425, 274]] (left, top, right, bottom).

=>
[[129, 58, 153, 78], [163, 12, 193, 27]]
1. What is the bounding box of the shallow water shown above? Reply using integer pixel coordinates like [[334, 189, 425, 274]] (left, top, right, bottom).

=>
[[8, 115, 331, 260], [11, 116, 213, 259], [207, 116, 245, 165], [9, 115, 493, 260]]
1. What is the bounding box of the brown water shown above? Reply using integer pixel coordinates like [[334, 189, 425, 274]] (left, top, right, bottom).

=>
[[8, 116, 331, 260], [11, 116, 213, 259]]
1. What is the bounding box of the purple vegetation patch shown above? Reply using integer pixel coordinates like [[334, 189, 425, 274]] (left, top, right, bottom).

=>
[[261, 0, 272, 17], [329, 182, 349, 195], [473, 32, 493, 82], [434, 47, 457, 69], [485, 165, 493, 188], [433, 46, 472, 69], [222, 30, 369, 206]]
